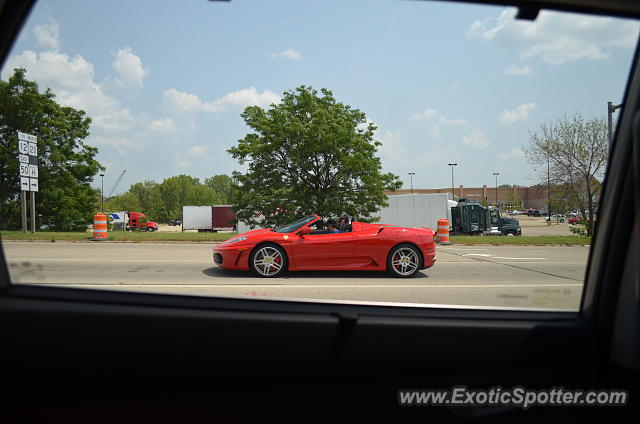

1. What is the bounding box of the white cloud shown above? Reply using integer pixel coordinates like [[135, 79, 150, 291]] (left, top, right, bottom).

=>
[[33, 19, 60, 51], [149, 118, 177, 133], [411, 108, 468, 126], [111, 46, 149, 90], [206, 87, 280, 111], [499, 102, 536, 124], [451, 82, 462, 92], [269, 48, 302, 61], [503, 64, 532, 76], [467, 8, 640, 65], [163, 88, 204, 114], [377, 130, 408, 163], [461, 130, 491, 149], [2, 49, 146, 133], [187, 145, 208, 156], [178, 160, 191, 169], [164, 86, 281, 116], [499, 148, 525, 160]]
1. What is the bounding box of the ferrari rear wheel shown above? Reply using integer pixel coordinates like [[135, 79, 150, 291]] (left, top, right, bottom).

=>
[[249, 244, 287, 278], [388, 244, 422, 278]]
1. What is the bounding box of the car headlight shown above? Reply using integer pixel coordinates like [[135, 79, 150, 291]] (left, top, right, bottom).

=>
[[226, 235, 247, 244]]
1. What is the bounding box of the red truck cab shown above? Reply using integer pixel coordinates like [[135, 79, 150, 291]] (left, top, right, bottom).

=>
[[128, 212, 158, 232]]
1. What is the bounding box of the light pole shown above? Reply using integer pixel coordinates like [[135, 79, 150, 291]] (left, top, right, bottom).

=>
[[547, 155, 551, 222], [100, 173, 105, 213], [408, 172, 415, 194], [607, 101, 623, 152], [492, 172, 500, 206], [448, 163, 457, 200]]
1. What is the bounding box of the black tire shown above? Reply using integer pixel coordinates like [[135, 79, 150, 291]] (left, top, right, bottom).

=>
[[249, 243, 287, 278], [387, 243, 422, 278]]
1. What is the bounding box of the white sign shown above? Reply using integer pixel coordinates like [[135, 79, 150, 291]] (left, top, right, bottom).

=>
[[18, 131, 36, 143], [19, 163, 30, 177], [19, 139, 29, 154], [17, 131, 38, 191]]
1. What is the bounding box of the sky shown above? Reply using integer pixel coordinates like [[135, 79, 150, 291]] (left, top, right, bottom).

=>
[[2, 0, 638, 195]]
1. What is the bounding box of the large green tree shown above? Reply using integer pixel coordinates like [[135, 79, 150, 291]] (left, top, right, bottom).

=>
[[204, 174, 234, 203], [228, 86, 401, 227], [0, 68, 103, 231]]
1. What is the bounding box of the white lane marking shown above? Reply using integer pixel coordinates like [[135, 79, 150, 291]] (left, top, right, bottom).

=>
[[31, 283, 583, 289], [491, 257, 546, 260], [439, 248, 488, 251], [461, 253, 547, 260]]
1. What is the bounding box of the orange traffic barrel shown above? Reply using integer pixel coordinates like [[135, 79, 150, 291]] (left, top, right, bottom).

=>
[[436, 218, 450, 245], [91, 213, 109, 241]]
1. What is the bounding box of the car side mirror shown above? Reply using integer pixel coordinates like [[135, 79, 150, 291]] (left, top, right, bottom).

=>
[[299, 227, 312, 235]]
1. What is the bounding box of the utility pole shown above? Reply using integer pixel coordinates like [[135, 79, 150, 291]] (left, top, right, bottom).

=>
[[448, 163, 457, 200], [494, 173, 500, 206], [607, 101, 623, 152], [408, 172, 415, 194], [100, 173, 105, 213]]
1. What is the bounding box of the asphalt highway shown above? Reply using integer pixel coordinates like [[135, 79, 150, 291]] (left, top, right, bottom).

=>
[[3, 241, 589, 310]]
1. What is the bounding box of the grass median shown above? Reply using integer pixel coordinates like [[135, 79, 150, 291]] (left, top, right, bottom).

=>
[[1, 231, 590, 245], [0, 231, 234, 242]]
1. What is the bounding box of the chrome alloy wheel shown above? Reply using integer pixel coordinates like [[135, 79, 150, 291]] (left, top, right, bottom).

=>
[[391, 247, 419, 276], [252, 246, 284, 277]]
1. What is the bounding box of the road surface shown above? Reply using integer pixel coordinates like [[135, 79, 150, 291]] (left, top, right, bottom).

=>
[[3, 241, 588, 310]]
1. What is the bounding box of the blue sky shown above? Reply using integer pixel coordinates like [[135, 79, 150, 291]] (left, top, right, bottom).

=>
[[2, 0, 638, 194]]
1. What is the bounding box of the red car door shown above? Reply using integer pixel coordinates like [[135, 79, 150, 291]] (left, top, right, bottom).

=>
[[292, 232, 357, 269]]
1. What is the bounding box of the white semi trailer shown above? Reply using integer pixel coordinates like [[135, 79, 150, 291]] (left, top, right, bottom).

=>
[[234, 193, 452, 234], [376, 193, 452, 231]]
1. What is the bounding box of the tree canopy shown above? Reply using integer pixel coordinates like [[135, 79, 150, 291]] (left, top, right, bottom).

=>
[[0, 68, 103, 231], [228, 85, 401, 227], [524, 113, 607, 235], [105, 174, 226, 222]]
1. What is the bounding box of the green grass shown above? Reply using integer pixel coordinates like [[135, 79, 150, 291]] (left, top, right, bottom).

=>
[[0, 232, 590, 245], [448, 235, 591, 245], [0, 231, 235, 242]]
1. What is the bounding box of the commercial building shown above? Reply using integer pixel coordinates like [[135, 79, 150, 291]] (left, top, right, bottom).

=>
[[386, 185, 548, 209]]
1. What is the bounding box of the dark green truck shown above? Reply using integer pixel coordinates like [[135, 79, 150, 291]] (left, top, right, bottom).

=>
[[451, 199, 521, 236]]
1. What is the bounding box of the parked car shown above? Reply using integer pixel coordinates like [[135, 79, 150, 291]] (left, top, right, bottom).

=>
[[168, 219, 181, 226]]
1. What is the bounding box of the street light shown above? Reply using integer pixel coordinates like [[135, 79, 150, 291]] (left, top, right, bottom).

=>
[[408, 172, 415, 194], [448, 163, 457, 200], [607, 101, 623, 152], [99, 173, 105, 213], [492, 172, 500, 206]]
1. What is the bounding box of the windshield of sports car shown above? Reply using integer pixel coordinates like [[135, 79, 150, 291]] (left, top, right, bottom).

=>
[[1, 0, 638, 311], [274, 216, 318, 233]]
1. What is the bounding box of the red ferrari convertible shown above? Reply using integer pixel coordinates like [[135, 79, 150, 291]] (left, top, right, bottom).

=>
[[213, 215, 436, 278]]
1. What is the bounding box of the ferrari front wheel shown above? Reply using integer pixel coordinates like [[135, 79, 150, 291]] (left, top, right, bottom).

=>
[[249, 243, 287, 278], [387, 244, 422, 278]]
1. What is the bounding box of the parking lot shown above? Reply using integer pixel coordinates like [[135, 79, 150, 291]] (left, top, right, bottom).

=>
[[4, 241, 587, 310]]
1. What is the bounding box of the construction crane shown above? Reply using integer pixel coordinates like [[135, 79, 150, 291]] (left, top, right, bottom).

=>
[[107, 169, 127, 198]]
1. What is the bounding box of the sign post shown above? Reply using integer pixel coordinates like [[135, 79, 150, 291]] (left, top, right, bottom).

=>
[[17, 131, 38, 233]]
